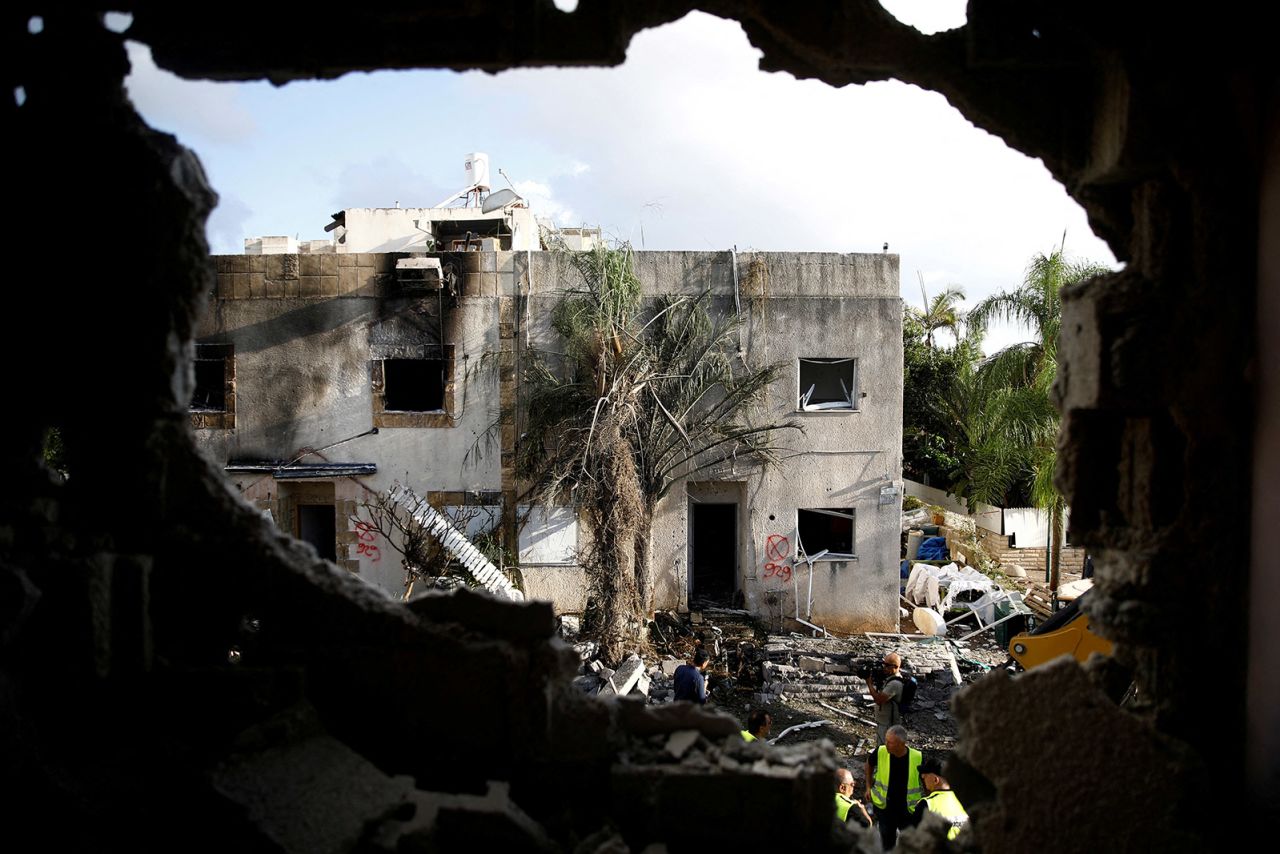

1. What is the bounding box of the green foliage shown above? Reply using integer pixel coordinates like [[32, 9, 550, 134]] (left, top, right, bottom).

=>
[[902, 495, 924, 512], [956, 242, 1108, 585]]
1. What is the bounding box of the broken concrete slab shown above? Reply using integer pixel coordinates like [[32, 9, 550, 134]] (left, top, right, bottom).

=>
[[609, 658, 645, 696], [664, 729, 700, 759], [661, 658, 682, 677], [797, 656, 825, 672], [405, 586, 554, 640], [614, 696, 741, 738], [952, 660, 1201, 853], [633, 673, 651, 697]]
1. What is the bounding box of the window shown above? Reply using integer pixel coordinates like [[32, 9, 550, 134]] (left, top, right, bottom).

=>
[[518, 505, 578, 565], [371, 345, 456, 428], [190, 342, 234, 429], [383, 358, 445, 411], [797, 507, 856, 558], [798, 357, 857, 411]]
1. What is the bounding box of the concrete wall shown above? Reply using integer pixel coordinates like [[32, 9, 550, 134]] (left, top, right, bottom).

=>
[[523, 250, 903, 632], [198, 249, 902, 631], [196, 252, 511, 593]]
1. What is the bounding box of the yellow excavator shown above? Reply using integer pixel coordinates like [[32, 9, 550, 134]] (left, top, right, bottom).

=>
[[1006, 589, 1113, 670]]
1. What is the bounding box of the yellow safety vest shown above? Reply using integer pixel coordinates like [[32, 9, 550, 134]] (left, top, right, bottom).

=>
[[869, 746, 923, 811], [922, 789, 967, 840], [740, 730, 756, 742], [835, 793, 854, 822]]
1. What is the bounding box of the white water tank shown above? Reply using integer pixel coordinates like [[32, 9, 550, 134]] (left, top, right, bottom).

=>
[[464, 152, 490, 192]]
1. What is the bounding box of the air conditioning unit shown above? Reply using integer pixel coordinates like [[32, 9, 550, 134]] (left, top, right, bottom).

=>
[[395, 256, 444, 290]]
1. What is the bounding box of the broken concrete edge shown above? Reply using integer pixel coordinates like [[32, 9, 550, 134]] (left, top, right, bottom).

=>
[[950, 657, 1207, 851]]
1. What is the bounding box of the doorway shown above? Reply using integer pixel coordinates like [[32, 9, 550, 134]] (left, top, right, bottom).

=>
[[690, 502, 738, 603], [298, 504, 337, 561]]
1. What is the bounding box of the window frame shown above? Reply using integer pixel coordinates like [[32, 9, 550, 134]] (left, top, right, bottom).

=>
[[796, 506, 857, 560], [371, 344, 456, 428], [797, 357, 859, 413], [189, 342, 235, 429]]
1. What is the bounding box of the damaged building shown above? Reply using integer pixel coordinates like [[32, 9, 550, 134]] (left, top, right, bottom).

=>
[[196, 211, 905, 632], [5, 3, 1277, 852]]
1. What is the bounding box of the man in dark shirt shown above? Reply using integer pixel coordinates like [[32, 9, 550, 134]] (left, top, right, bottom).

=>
[[673, 647, 711, 703], [863, 725, 923, 850]]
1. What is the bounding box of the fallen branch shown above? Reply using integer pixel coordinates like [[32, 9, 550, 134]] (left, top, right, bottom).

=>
[[768, 720, 829, 745], [818, 701, 878, 728]]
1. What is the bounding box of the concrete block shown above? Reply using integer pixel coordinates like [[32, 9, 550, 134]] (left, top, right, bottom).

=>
[[661, 659, 682, 677], [798, 656, 825, 672], [664, 729, 699, 759], [609, 658, 645, 696], [339, 266, 360, 294], [633, 673, 651, 697], [824, 662, 851, 674]]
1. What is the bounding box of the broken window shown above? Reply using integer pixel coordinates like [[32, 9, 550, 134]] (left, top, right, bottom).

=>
[[797, 507, 856, 557], [190, 342, 235, 429], [371, 345, 455, 428], [382, 358, 445, 411], [798, 357, 857, 411]]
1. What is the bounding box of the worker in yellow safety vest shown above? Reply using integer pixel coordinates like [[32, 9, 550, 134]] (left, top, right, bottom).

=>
[[864, 725, 923, 850], [835, 768, 872, 828], [915, 756, 968, 841], [740, 709, 771, 743]]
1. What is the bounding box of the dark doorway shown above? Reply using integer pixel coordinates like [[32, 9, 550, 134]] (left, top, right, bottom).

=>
[[691, 503, 737, 602], [298, 504, 337, 561]]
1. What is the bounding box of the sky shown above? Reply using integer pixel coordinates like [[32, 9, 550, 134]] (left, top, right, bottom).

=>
[[116, 1, 1116, 355]]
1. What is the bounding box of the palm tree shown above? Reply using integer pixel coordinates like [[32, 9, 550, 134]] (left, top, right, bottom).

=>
[[518, 242, 798, 662], [910, 272, 966, 348], [966, 242, 1108, 594]]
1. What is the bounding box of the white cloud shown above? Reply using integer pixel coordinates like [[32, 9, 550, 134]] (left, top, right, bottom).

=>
[[515, 179, 577, 226], [461, 12, 1115, 350], [205, 193, 253, 256]]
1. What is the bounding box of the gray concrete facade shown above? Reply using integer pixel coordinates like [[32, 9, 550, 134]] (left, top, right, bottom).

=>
[[195, 249, 902, 631]]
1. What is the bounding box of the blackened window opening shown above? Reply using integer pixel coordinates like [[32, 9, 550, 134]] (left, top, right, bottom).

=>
[[191, 359, 227, 411], [384, 358, 445, 411], [798, 508, 855, 556]]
